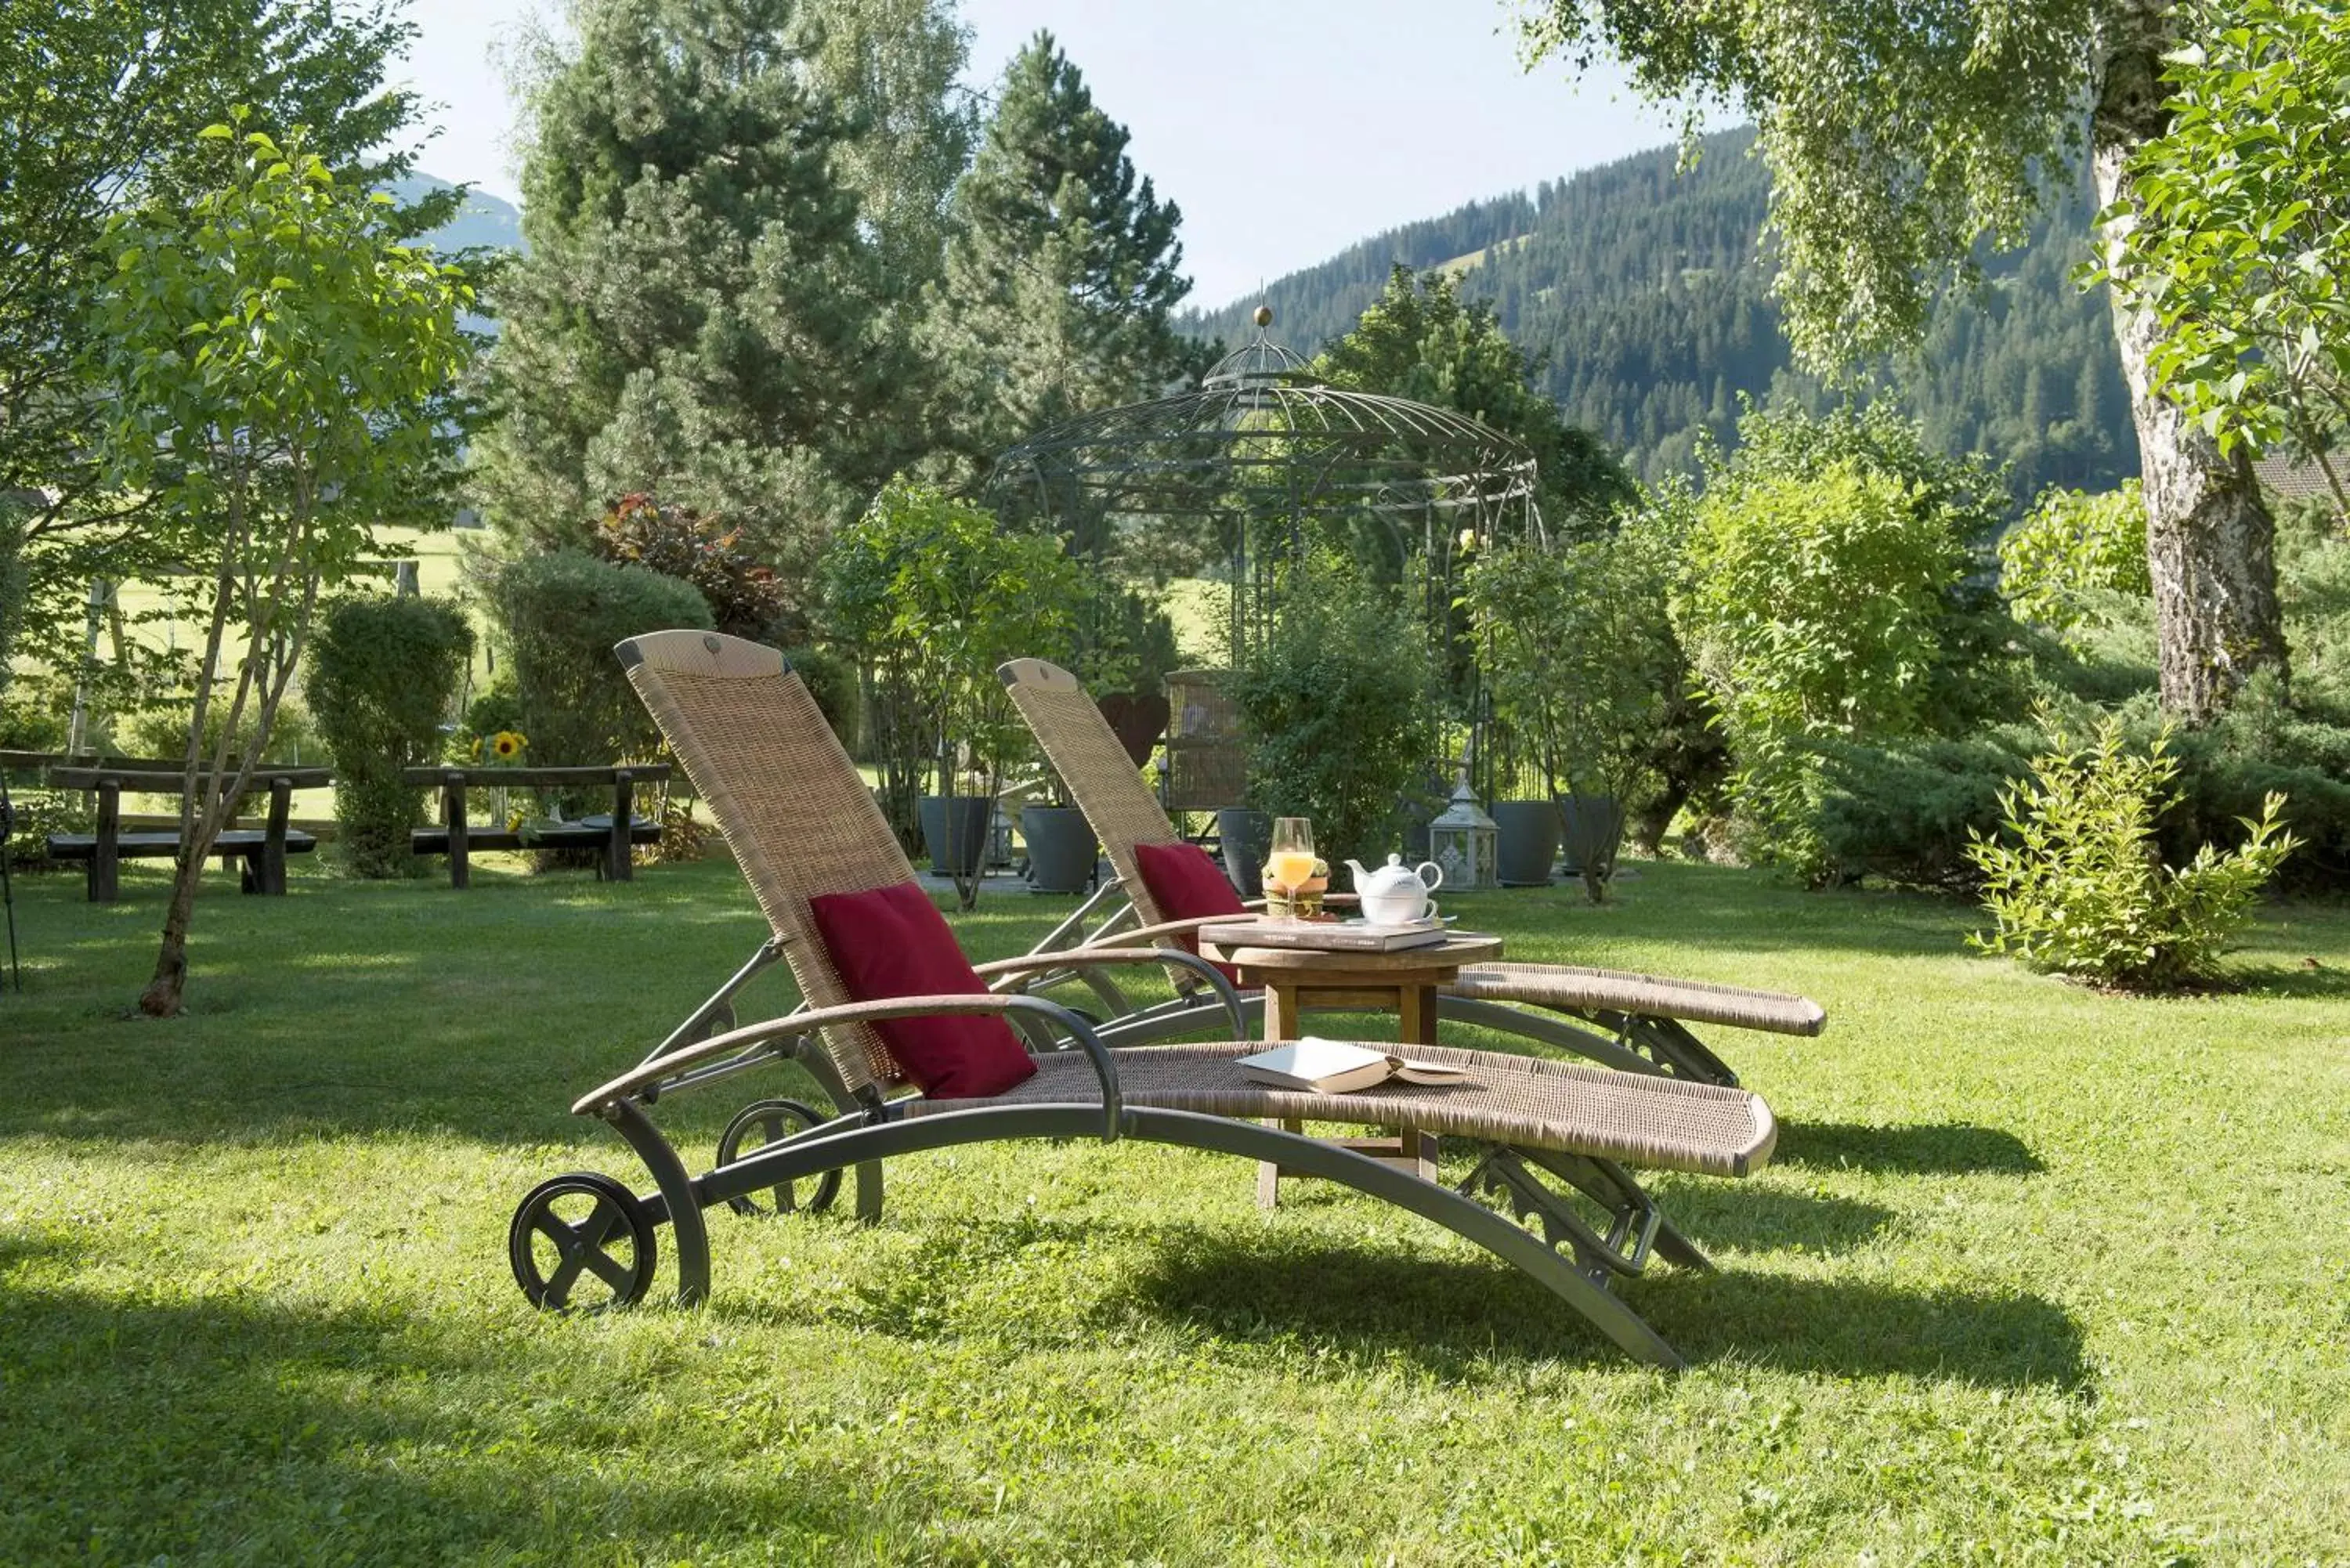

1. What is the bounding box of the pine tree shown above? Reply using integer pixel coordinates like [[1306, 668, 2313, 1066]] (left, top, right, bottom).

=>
[[474, 0, 908, 613], [929, 31, 1191, 474]]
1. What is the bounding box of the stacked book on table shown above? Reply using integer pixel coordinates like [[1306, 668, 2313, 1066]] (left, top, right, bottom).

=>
[[1196, 916, 1460, 953]]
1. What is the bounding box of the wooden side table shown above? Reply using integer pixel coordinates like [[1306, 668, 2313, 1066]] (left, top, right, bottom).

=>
[[1202, 933, 1506, 1208]]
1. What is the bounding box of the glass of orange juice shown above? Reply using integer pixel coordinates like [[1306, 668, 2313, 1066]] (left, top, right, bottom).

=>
[[1266, 817, 1316, 916]]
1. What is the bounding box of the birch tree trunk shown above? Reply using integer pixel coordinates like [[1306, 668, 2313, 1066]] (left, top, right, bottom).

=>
[[2092, 0, 2289, 724]]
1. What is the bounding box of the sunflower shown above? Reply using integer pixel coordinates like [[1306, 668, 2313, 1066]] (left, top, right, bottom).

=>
[[490, 730, 526, 761]]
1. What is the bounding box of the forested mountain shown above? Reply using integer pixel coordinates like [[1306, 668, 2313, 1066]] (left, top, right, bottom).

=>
[[1184, 131, 2138, 501]]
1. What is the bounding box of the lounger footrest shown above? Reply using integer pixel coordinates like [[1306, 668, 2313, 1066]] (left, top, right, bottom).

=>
[[1445, 963, 1826, 1038], [908, 1042, 1776, 1180]]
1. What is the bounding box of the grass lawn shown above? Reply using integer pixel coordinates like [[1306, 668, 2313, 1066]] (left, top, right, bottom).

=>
[[2, 853, 2346, 1564]]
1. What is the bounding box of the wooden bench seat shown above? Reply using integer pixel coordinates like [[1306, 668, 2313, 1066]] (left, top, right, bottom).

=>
[[402, 764, 671, 888], [45, 763, 332, 901]]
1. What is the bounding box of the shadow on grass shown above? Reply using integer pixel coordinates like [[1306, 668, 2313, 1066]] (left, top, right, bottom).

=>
[[1121, 1237, 2085, 1389], [2230, 961, 2350, 1000], [0, 1283, 908, 1561], [1772, 1121, 2044, 1176], [1652, 1183, 1896, 1254]]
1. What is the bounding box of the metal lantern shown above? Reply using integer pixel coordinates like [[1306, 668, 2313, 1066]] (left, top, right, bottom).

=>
[[1427, 771, 1499, 892]]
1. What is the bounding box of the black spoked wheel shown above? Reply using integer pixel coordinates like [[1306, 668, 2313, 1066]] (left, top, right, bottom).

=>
[[508, 1172, 657, 1311], [716, 1098, 841, 1218]]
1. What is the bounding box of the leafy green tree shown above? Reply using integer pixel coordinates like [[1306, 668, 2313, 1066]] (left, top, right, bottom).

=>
[[1515, 0, 2290, 723], [805, 0, 974, 310], [2092, 0, 2350, 522], [1317, 266, 1636, 531], [476, 0, 906, 615], [1466, 535, 1676, 899], [930, 31, 1191, 475], [819, 480, 1091, 907], [81, 121, 473, 1015], [1229, 562, 1441, 870], [2, 0, 456, 673], [309, 597, 475, 878]]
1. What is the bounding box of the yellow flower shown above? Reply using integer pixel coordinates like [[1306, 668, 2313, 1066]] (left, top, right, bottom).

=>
[[491, 731, 526, 761]]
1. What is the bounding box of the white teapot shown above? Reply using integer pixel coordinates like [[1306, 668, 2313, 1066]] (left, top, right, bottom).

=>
[[1343, 853, 1444, 926]]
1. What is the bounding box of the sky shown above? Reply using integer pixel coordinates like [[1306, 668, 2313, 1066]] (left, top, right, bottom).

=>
[[396, 0, 1683, 310]]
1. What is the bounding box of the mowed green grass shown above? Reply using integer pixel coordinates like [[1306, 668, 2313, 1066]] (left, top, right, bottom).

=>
[[2, 854, 2346, 1565]]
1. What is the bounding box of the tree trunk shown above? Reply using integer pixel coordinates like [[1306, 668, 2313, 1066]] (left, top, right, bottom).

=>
[[138, 850, 204, 1017], [2092, 2, 2289, 724]]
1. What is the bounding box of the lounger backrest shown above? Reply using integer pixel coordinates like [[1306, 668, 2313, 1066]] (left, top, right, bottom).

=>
[[618, 629, 914, 1097], [999, 657, 1187, 930]]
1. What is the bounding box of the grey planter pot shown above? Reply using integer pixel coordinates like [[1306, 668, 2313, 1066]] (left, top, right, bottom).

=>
[[1215, 807, 1271, 897], [1491, 800, 1560, 887], [1021, 804, 1097, 894], [1560, 793, 1626, 880], [920, 795, 991, 879]]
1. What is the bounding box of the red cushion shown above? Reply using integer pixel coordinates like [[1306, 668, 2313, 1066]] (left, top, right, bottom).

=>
[[1132, 840, 1246, 985], [805, 881, 1036, 1099]]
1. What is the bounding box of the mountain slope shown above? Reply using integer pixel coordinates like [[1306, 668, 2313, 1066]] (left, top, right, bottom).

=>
[[1184, 132, 2138, 500]]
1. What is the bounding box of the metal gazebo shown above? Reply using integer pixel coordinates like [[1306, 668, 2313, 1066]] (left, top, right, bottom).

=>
[[979, 310, 1546, 666]]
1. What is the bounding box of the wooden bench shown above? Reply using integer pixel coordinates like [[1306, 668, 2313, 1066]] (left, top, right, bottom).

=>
[[45, 764, 332, 901], [402, 764, 671, 888]]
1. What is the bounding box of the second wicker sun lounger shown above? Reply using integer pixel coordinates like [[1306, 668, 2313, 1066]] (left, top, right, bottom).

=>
[[507, 630, 1782, 1370], [996, 657, 1826, 1086]]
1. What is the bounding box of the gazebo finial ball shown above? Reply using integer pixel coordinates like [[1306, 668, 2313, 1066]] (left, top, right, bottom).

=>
[[1253, 305, 1274, 328]]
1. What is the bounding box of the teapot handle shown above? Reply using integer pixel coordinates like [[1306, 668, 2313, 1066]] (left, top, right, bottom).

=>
[[1415, 861, 1444, 891]]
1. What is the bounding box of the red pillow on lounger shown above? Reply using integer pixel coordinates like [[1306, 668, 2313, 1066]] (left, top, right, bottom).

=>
[[806, 880, 1036, 1099], [1131, 841, 1246, 985]]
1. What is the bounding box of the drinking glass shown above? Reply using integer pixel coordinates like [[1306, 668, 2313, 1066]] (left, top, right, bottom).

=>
[[1266, 817, 1316, 914]]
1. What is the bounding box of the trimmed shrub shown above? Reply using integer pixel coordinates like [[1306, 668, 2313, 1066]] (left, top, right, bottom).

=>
[[309, 596, 475, 877], [1967, 717, 2297, 992], [494, 551, 712, 802]]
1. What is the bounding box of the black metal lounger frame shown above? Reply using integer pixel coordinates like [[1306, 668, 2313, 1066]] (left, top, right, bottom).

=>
[[517, 948, 1708, 1369]]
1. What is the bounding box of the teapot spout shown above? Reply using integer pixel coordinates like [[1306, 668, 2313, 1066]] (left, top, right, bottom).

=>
[[1342, 858, 1372, 887]]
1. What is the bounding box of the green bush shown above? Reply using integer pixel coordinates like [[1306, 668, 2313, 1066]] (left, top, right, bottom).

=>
[[122, 686, 324, 768], [1966, 717, 2298, 992], [1813, 727, 2041, 891], [1230, 566, 1439, 869], [494, 551, 712, 805], [1999, 481, 2150, 639], [309, 596, 475, 877], [780, 642, 859, 752], [2157, 674, 2350, 893]]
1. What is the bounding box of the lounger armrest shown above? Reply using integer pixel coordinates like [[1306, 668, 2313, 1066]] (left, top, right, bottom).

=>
[[573, 994, 1124, 1140], [974, 945, 1248, 1037]]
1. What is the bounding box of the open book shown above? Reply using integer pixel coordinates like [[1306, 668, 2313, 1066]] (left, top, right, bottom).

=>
[[1235, 1039, 1472, 1095]]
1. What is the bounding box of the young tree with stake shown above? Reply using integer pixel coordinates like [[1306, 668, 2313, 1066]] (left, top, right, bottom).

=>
[[81, 118, 472, 1017]]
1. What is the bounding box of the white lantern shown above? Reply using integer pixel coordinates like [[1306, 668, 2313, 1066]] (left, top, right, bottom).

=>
[[1426, 771, 1499, 892]]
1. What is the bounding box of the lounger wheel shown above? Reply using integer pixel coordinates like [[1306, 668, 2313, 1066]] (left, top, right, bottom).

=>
[[508, 1172, 658, 1311], [716, 1098, 841, 1217]]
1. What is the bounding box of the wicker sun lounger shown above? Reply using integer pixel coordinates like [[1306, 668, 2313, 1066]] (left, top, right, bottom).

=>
[[996, 659, 1824, 1086], [507, 631, 1780, 1369]]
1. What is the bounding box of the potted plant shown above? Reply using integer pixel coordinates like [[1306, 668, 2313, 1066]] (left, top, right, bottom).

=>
[[820, 480, 1092, 910], [1484, 739, 1562, 888], [1466, 537, 1672, 902]]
